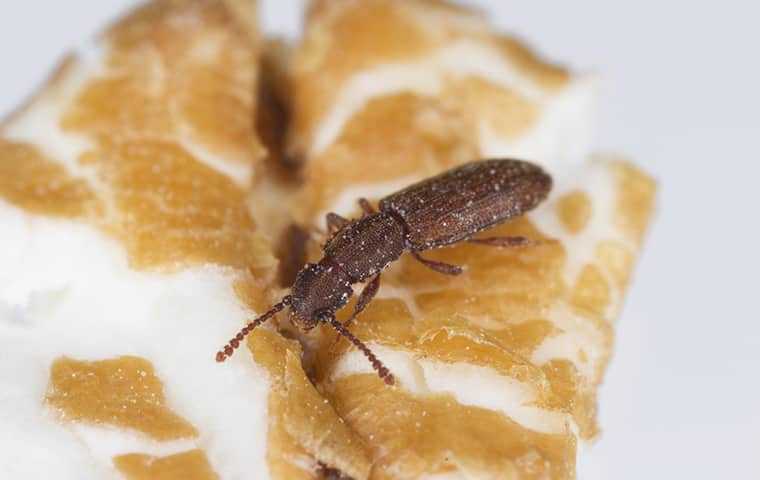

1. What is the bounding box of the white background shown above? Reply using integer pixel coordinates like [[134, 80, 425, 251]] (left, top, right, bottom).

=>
[[1, 1, 758, 479]]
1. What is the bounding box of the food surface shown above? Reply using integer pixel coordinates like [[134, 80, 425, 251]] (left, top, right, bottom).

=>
[[0, 0, 655, 479], [0, 1, 361, 479]]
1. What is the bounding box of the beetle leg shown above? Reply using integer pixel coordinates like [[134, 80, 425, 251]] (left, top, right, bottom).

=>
[[346, 274, 381, 329], [410, 251, 463, 276], [331, 275, 381, 351], [322, 312, 395, 385], [358, 198, 375, 216], [325, 212, 350, 236], [467, 236, 542, 248]]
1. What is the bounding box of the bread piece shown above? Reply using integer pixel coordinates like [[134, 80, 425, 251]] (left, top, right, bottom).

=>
[[0, 1, 366, 479], [0, 1, 655, 479], [288, 0, 596, 222], [282, 1, 656, 478]]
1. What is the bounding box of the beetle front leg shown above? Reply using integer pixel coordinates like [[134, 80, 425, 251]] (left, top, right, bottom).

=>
[[331, 274, 381, 352], [410, 251, 463, 276]]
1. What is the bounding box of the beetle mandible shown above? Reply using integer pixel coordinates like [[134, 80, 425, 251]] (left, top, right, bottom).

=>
[[216, 158, 552, 385]]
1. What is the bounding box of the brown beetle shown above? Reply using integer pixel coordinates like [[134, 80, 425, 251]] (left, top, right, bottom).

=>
[[216, 159, 552, 385]]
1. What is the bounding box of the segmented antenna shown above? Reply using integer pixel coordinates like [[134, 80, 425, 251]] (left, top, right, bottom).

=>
[[326, 314, 395, 385], [215, 296, 292, 362]]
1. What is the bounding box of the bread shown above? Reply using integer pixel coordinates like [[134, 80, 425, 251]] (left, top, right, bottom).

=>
[[0, 1, 656, 479], [0, 2, 295, 479]]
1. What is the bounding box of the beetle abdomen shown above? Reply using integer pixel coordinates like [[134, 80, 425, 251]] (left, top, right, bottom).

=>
[[379, 159, 552, 250]]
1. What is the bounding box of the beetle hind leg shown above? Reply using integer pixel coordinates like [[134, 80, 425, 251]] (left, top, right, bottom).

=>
[[410, 251, 463, 276], [467, 236, 544, 248]]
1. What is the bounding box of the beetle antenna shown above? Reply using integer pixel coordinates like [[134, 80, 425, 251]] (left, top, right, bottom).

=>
[[215, 296, 292, 362], [325, 315, 395, 385]]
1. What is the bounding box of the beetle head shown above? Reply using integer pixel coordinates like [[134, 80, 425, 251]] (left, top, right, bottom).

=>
[[290, 262, 353, 330]]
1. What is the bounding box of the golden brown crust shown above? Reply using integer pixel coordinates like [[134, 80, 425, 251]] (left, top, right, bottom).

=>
[[309, 161, 655, 468], [289, 0, 570, 163], [0, 0, 276, 272], [329, 374, 576, 479], [495, 36, 570, 91], [222, 0, 261, 44], [612, 160, 659, 244], [114, 450, 220, 480], [80, 138, 271, 270], [46, 356, 198, 441], [66, 0, 264, 173], [276, 2, 657, 478], [291, 0, 438, 150], [0, 140, 101, 218], [251, 329, 372, 480], [0, 2, 330, 478], [443, 77, 541, 140], [0, 1, 656, 479], [295, 93, 478, 220], [556, 191, 593, 234], [288, 0, 577, 227]]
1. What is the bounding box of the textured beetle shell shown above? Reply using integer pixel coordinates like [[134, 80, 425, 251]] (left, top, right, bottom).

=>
[[379, 159, 552, 250], [290, 262, 354, 326], [324, 212, 406, 282]]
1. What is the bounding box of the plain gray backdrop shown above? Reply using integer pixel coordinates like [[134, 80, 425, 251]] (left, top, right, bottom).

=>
[[1, 2, 758, 479]]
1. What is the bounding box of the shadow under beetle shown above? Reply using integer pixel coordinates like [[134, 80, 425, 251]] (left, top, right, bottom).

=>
[[216, 158, 552, 385]]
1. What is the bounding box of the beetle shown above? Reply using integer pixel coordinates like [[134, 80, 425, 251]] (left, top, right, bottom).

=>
[[216, 158, 552, 385]]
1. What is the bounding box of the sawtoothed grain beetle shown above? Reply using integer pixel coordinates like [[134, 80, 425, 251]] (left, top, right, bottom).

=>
[[216, 158, 552, 385]]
